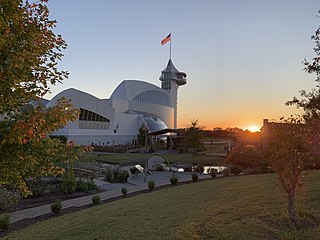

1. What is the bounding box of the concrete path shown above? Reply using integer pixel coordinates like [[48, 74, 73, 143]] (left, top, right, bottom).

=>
[[9, 172, 213, 224]]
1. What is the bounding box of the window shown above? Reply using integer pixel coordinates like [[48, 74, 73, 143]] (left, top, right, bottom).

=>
[[133, 90, 169, 106], [78, 108, 110, 129]]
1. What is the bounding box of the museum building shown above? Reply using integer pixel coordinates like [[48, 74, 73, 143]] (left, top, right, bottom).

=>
[[47, 59, 187, 146]]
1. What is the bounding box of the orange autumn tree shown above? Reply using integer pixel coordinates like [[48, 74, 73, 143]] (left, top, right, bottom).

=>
[[0, 0, 85, 196], [266, 116, 310, 223]]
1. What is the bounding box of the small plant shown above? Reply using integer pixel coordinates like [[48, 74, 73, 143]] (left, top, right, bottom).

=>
[[0, 214, 10, 231], [77, 181, 89, 192], [222, 167, 231, 177], [105, 167, 113, 182], [155, 164, 164, 171], [50, 200, 62, 215], [209, 168, 217, 178], [192, 172, 198, 182], [148, 180, 155, 191], [92, 195, 101, 205], [113, 167, 121, 180], [29, 184, 45, 197], [62, 168, 76, 194], [260, 165, 270, 174], [230, 165, 243, 175], [195, 164, 204, 174], [0, 188, 21, 212], [121, 187, 128, 196], [76, 181, 98, 192], [130, 167, 138, 175], [148, 146, 154, 153], [119, 170, 129, 183], [170, 174, 178, 186]]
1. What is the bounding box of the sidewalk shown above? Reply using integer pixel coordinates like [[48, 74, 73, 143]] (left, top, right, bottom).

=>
[[9, 172, 212, 223]]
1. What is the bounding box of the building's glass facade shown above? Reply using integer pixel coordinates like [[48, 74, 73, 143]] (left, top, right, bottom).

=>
[[133, 90, 170, 106], [78, 108, 110, 129]]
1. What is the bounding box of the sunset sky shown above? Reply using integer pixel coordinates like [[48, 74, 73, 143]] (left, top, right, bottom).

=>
[[45, 0, 319, 130]]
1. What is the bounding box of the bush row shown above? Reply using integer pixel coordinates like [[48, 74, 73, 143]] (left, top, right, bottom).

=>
[[105, 167, 129, 183]]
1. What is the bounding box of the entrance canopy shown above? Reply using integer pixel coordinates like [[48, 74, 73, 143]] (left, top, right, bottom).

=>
[[147, 128, 179, 136]]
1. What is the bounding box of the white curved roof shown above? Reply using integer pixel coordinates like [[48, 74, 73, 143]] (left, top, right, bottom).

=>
[[110, 80, 169, 101], [46, 88, 101, 107]]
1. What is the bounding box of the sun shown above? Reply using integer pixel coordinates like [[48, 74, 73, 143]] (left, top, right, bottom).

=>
[[246, 125, 260, 132]]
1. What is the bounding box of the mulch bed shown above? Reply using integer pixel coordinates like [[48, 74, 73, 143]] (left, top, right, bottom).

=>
[[1, 189, 101, 238], [13, 190, 101, 212]]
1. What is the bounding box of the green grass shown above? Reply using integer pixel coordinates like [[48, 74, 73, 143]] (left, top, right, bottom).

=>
[[79, 152, 224, 166], [6, 171, 320, 240]]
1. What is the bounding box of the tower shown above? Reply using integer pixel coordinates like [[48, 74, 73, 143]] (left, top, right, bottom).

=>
[[159, 59, 187, 129]]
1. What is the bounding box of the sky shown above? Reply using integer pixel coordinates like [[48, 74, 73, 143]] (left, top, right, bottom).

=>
[[45, 0, 320, 130]]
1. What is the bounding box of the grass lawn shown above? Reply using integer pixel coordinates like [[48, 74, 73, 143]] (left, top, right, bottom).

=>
[[79, 152, 225, 166], [5, 171, 320, 240]]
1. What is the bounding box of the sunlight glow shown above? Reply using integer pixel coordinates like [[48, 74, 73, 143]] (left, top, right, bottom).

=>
[[246, 125, 260, 132]]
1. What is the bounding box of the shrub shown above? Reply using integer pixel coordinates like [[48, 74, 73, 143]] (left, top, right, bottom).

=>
[[76, 181, 98, 192], [170, 175, 178, 186], [62, 169, 76, 194], [222, 167, 231, 177], [230, 165, 243, 175], [0, 214, 10, 231], [192, 173, 198, 182], [121, 187, 128, 196], [195, 164, 204, 174], [0, 188, 21, 212], [260, 165, 270, 174], [119, 170, 129, 183], [50, 200, 62, 215], [105, 167, 113, 182], [92, 195, 101, 205], [76, 181, 89, 192], [243, 167, 261, 175], [129, 167, 137, 175], [209, 168, 217, 178], [112, 167, 121, 180], [87, 181, 98, 190], [155, 164, 164, 171], [148, 146, 154, 153], [28, 183, 46, 197], [148, 180, 155, 191], [47, 183, 60, 194]]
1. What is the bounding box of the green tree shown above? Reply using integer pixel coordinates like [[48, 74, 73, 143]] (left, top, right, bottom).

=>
[[183, 120, 204, 155], [286, 10, 320, 154], [266, 116, 310, 223], [0, 0, 86, 196], [136, 124, 149, 147]]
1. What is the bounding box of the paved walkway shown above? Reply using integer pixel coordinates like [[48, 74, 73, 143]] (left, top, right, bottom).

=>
[[9, 172, 213, 224]]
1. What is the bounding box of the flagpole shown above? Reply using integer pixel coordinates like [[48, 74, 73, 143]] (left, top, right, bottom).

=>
[[170, 33, 172, 60]]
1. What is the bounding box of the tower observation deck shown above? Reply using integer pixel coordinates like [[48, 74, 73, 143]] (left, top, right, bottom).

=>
[[159, 59, 187, 129]]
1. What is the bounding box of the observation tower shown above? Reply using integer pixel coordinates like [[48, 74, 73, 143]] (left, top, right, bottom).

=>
[[159, 59, 187, 129]]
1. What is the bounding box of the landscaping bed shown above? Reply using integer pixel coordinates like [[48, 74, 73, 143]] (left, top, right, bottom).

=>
[[12, 189, 102, 212]]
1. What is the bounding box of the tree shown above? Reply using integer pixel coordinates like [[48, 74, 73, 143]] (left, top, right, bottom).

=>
[[286, 10, 320, 154], [0, 0, 86, 196], [266, 116, 310, 223], [136, 124, 149, 147], [183, 120, 204, 155], [266, 11, 320, 224], [226, 143, 264, 169]]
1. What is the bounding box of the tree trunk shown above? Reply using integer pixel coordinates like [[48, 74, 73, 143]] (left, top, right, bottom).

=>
[[288, 188, 296, 223]]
